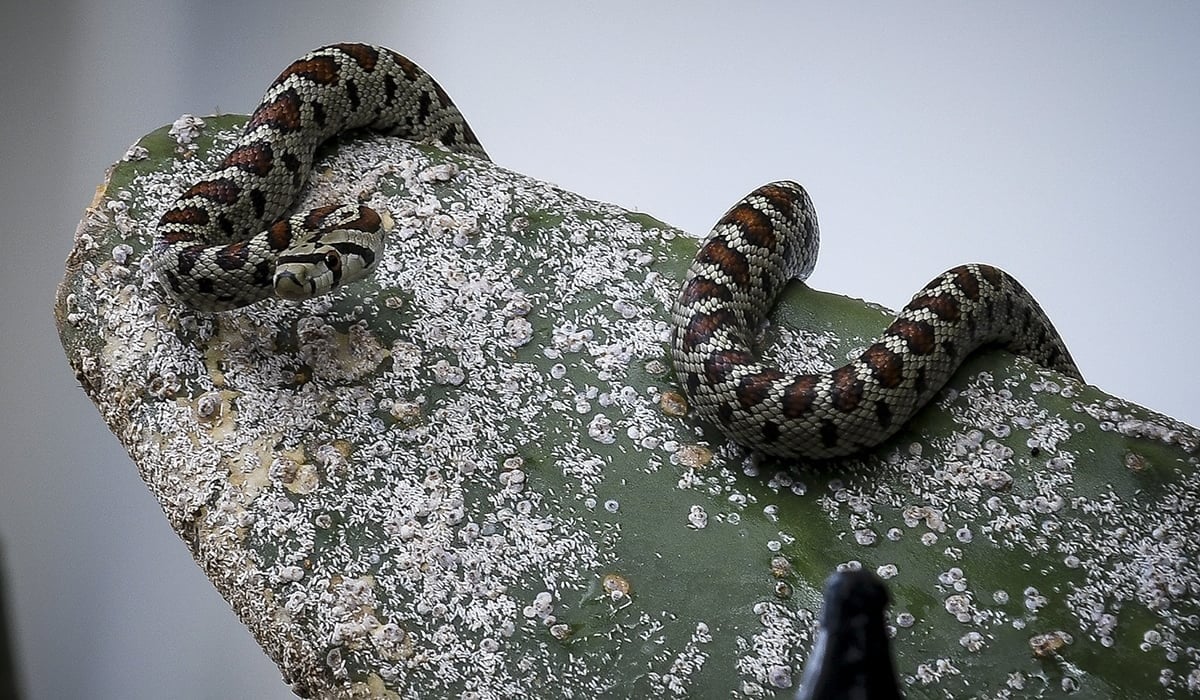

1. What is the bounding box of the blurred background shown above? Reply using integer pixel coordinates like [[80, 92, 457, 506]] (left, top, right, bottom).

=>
[[1, 2, 1196, 697]]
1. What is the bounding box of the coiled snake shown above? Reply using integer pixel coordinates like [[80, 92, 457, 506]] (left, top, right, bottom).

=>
[[151, 43, 487, 311], [152, 43, 1082, 460]]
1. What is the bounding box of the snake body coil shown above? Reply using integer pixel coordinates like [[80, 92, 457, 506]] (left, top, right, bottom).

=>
[[151, 43, 488, 311], [153, 43, 1080, 459], [671, 181, 1081, 459]]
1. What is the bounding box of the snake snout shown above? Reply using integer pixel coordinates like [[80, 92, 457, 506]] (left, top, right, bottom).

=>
[[274, 268, 317, 300]]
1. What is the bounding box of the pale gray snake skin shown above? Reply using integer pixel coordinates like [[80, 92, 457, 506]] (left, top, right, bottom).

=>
[[151, 43, 488, 312], [152, 43, 1081, 460], [671, 181, 1082, 459]]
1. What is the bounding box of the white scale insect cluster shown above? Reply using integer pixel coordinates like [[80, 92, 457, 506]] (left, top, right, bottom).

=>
[[65, 125, 822, 697], [59, 114, 1200, 697], [801, 368, 1200, 695]]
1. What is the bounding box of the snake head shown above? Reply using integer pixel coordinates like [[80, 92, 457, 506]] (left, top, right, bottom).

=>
[[274, 205, 386, 301]]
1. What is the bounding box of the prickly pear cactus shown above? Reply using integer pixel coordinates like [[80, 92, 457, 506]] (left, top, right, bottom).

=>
[[56, 115, 1200, 698]]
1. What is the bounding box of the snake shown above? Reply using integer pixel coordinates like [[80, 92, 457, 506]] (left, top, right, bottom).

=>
[[670, 181, 1082, 459], [151, 43, 1081, 461], [151, 43, 488, 312]]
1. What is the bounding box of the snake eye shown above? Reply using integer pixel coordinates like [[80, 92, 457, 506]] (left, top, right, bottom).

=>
[[324, 250, 341, 271]]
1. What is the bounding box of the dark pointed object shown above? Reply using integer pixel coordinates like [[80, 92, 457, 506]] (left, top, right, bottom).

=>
[[796, 569, 903, 700]]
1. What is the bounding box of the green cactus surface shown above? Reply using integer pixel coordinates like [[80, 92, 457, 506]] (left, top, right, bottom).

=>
[[55, 115, 1200, 699]]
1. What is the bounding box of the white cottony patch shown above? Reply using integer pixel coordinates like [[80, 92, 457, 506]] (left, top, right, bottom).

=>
[[737, 601, 811, 697], [111, 243, 134, 265], [587, 413, 616, 444], [645, 621, 714, 696], [167, 114, 205, 148], [431, 359, 465, 385], [503, 318, 533, 347], [418, 162, 460, 182], [122, 143, 149, 161]]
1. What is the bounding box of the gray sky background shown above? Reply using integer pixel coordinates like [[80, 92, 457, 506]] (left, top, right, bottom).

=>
[[1, 2, 1196, 698]]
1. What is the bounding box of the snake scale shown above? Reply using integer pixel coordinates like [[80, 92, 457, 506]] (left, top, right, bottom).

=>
[[152, 43, 488, 312], [671, 181, 1082, 458], [152, 43, 1082, 460]]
